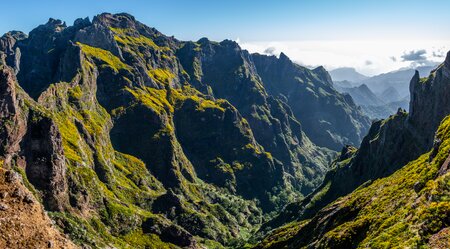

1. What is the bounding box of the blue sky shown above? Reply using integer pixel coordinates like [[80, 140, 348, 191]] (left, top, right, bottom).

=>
[[1, 0, 450, 41], [1, 0, 449, 74]]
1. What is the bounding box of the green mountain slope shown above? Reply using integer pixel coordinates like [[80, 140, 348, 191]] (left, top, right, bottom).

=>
[[255, 52, 450, 248], [255, 114, 450, 248], [0, 13, 372, 248]]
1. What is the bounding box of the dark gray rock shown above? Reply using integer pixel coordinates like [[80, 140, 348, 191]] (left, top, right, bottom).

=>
[[0, 203, 9, 211], [21, 112, 69, 211], [74, 23, 123, 59], [5, 170, 20, 183]]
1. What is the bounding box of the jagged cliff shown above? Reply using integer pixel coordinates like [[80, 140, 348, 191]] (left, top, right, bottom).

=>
[[0, 13, 372, 248], [255, 52, 450, 248], [252, 53, 371, 150]]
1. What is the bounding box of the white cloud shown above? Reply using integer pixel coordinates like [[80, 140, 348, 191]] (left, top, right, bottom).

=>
[[239, 40, 450, 76], [263, 46, 277, 55], [401, 49, 427, 61]]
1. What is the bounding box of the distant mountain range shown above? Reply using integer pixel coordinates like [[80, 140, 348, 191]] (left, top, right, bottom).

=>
[[334, 83, 408, 119], [332, 66, 437, 98], [332, 65, 437, 119], [361, 66, 437, 97], [329, 67, 369, 82], [334, 84, 384, 107]]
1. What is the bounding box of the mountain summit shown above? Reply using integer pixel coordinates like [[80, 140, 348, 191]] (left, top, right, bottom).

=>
[[329, 67, 369, 82]]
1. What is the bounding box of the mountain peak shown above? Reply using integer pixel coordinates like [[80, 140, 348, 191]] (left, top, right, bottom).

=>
[[197, 37, 210, 44], [357, 83, 370, 91], [446, 50, 450, 68], [1, 30, 27, 40], [313, 65, 326, 73], [73, 17, 91, 28], [46, 18, 65, 27], [93, 12, 138, 29], [413, 69, 420, 79], [36, 18, 66, 32], [279, 52, 290, 62], [219, 39, 240, 49], [329, 67, 368, 82]]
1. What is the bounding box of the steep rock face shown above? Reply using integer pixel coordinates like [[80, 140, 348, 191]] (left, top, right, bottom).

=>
[[0, 31, 26, 74], [257, 52, 450, 246], [15, 18, 68, 99], [0, 67, 19, 151], [409, 51, 450, 149], [0, 67, 27, 167], [177, 39, 334, 195], [1, 37, 196, 248], [0, 66, 77, 248], [72, 14, 269, 244], [11, 17, 90, 100], [252, 53, 371, 150], [20, 112, 69, 211], [74, 20, 123, 59], [172, 95, 283, 204]]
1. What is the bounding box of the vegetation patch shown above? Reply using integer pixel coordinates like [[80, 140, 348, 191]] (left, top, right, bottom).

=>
[[77, 42, 130, 72], [125, 86, 174, 114], [257, 115, 450, 248], [147, 68, 175, 85], [110, 27, 170, 51]]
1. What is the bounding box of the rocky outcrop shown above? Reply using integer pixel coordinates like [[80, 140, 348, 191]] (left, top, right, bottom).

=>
[[0, 66, 68, 210], [15, 18, 67, 98], [20, 112, 69, 211], [0, 66, 75, 248], [0, 31, 26, 74], [409, 53, 450, 148], [74, 20, 123, 59], [0, 67, 18, 123], [0, 168, 77, 248], [0, 67, 27, 167]]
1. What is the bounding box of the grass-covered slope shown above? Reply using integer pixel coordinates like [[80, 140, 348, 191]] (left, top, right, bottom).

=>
[[255, 114, 450, 248]]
